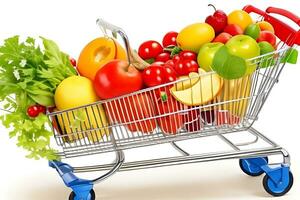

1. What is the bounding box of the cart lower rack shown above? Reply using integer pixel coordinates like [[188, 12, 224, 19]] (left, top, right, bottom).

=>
[[49, 5, 299, 200]]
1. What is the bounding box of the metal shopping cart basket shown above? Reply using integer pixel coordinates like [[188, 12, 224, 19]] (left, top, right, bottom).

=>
[[48, 5, 300, 200]]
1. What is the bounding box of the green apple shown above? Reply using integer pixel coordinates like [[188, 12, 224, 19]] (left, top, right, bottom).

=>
[[197, 42, 224, 71], [244, 24, 261, 40], [226, 35, 260, 75], [258, 41, 275, 68]]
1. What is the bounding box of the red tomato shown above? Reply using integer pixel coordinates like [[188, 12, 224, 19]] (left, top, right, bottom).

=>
[[162, 31, 178, 47], [174, 60, 199, 76], [142, 65, 166, 87], [138, 40, 163, 60], [155, 95, 183, 134], [105, 93, 156, 133], [142, 63, 177, 88], [165, 60, 175, 67], [179, 51, 197, 61], [156, 52, 171, 62], [172, 55, 181, 63], [37, 105, 46, 114], [27, 105, 40, 117], [94, 60, 143, 99], [69, 57, 77, 67]]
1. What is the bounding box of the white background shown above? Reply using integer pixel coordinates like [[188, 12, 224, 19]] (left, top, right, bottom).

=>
[[0, 0, 299, 199]]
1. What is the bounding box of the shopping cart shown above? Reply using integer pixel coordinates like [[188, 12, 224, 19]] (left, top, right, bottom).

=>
[[48, 5, 299, 200]]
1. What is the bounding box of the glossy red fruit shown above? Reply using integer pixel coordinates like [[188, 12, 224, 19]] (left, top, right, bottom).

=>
[[172, 55, 181, 63], [174, 60, 199, 76], [162, 31, 178, 47], [165, 60, 175, 68], [142, 65, 165, 87], [69, 57, 77, 67], [224, 24, 243, 36], [179, 50, 197, 61], [213, 32, 233, 44], [163, 65, 177, 83], [257, 31, 277, 47], [37, 105, 46, 114], [138, 40, 163, 60], [205, 4, 227, 34], [27, 105, 40, 117], [156, 52, 171, 62]]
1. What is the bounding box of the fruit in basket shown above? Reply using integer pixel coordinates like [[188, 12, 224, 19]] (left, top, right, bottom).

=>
[[162, 31, 178, 47], [176, 23, 215, 53], [174, 72, 200, 91], [258, 41, 275, 68], [224, 24, 243, 36], [105, 93, 156, 133], [155, 93, 183, 134], [178, 50, 197, 61], [244, 24, 261, 40], [227, 10, 253, 31], [170, 72, 223, 106], [55, 76, 99, 110], [257, 21, 275, 33], [93, 60, 143, 99], [54, 76, 109, 142], [173, 59, 199, 76], [142, 63, 177, 87], [155, 52, 171, 62], [205, 4, 227, 34], [138, 40, 163, 61], [77, 37, 126, 80], [257, 31, 277, 47], [197, 42, 224, 71], [226, 35, 260, 75], [213, 32, 232, 44]]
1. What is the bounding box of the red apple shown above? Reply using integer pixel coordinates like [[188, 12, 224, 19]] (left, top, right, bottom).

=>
[[93, 60, 143, 99], [205, 4, 227, 34], [224, 24, 243, 36], [257, 31, 277, 47], [213, 32, 233, 44]]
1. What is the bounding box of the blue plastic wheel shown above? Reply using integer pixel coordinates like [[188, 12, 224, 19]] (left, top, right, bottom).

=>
[[69, 189, 95, 200], [263, 171, 293, 197], [239, 157, 268, 177]]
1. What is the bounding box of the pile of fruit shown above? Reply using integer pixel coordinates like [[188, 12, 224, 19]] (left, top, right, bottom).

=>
[[0, 6, 297, 160]]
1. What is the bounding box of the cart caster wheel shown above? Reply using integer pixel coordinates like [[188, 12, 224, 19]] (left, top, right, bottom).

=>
[[239, 157, 268, 177], [69, 189, 96, 200], [263, 171, 293, 197]]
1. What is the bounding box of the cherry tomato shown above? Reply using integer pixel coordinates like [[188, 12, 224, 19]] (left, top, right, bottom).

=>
[[69, 57, 77, 67], [156, 52, 171, 63], [172, 55, 181, 63], [151, 61, 165, 66], [27, 105, 40, 117], [142, 65, 166, 87], [179, 50, 197, 61], [162, 31, 178, 47], [164, 65, 177, 83], [174, 60, 199, 76], [138, 40, 163, 60], [165, 60, 175, 67], [37, 105, 46, 114]]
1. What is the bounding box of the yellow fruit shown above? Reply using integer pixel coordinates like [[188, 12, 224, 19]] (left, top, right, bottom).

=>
[[54, 76, 109, 143], [257, 21, 275, 33], [177, 23, 215, 53], [55, 76, 98, 110], [77, 37, 126, 80], [173, 72, 200, 91], [228, 10, 253, 31], [56, 105, 109, 143], [217, 75, 251, 117], [171, 73, 223, 106]]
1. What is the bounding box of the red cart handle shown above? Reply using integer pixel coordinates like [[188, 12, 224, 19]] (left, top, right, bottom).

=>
[[243, 5, 300, 46], [266, 7, 300, 26]]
